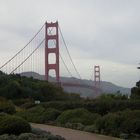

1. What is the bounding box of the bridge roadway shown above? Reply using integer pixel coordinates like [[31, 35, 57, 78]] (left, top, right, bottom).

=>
[[61, 82, 95, 90], [52, 82, 102, 95], [61, 82, 102, 95]]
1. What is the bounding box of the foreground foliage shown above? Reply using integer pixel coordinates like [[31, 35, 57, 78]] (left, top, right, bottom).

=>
[[56, 108, 100, 125], [0, 71, 140, 139], [0, 71, 81, 102], [0, 128, 65, 140], [0, 98, 15, 114], [95, 110, 140, 137], [131, 80, 140, 99], [42, 99, 140, 115], [0, 113, 31, 135], [16, 106, 61, 124]]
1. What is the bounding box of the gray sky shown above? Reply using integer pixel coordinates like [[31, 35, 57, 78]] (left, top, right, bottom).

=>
[[0, 0, 140, 88]]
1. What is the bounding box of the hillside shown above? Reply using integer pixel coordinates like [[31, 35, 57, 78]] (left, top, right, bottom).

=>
[[21, 72, 130, 97]]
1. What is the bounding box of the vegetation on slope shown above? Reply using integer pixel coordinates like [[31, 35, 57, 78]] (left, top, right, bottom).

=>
[[0, 113, 31, 135], [0, 71, 82, 102], [56, 108, 100, 125], [0, 71, 140, 139]]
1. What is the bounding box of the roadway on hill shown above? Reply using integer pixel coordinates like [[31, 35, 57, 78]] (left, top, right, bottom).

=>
[[31, 123, 122, 140]]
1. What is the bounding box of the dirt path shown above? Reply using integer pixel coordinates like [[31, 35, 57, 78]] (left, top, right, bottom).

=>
[[31, 123, 122, 140]]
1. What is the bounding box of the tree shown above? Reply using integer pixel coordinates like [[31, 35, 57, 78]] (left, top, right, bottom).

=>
[[131, 80, 140, 99]]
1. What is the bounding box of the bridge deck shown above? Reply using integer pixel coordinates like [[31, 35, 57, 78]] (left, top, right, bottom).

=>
[[61, 82, 100, 91]]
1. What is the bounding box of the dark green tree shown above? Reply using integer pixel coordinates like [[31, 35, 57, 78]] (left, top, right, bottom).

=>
[[131, 80, 140, 99]]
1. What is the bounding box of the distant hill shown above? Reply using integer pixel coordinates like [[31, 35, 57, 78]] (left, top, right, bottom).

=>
[[21, 72, 131, 97]]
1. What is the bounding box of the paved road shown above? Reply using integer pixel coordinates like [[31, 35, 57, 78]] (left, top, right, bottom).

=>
[[31, 123, 122, 140]]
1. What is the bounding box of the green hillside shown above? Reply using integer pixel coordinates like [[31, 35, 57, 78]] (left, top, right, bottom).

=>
[[0, 71, 81, 102]]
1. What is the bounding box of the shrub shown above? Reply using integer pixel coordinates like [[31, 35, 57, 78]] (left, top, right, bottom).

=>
[[18, 133, 36, 140], [16, 106, 61, 123], [120, 110, 140, 134], [0, 132, 66, 140], [120, 133, 129, 139], [13, 98, 34, 106], [84, 99, 140, 115], [57, 108, 100, 125], [42, 101, 84, 111], [0, 134, 17, 140], [95, 112, 126, 136], [0, 114, 31, 135], [65, 122, 84, 130], [95, 110, 140, 137], [84, 125, 98, 133], [0, 100, 15, 114], [44, 108, 61, 122], [31, 127, 65, 139], [31, 127, 50, 135], [16, 106, 46, 123], [20, 102, 35, 109]]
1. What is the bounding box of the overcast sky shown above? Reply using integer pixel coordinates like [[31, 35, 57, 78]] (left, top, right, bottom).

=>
[[0, 0, 140, 88]]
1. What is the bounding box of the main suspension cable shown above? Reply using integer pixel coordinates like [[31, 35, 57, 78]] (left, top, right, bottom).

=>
[[60, 53, 73, 77], [10, 39, 45, 74], [48, 28, 74, 78], [58, 25, 82, 79], [0, 24, 45, 70]]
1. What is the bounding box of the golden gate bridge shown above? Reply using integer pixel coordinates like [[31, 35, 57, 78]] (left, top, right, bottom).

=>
[[0, 21, 101, 95]]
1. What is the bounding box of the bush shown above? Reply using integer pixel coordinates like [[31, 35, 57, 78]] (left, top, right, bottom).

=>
[[42, 101, 84, 111], [0, 134, 17, 140], [120, 110, 140, 134], [120, 133, 129, 139], [65, 122, 84, 130], [0, 100, 15, 114], [0, 127, 65, 140], [95, 110, 140, 137], [31, 127, 65, 139], [0, 132, 65, 140], [16, 106, 46, 123], [84, 125, 98, 133], [0, 114, 31, 135], [84, 98, 140, 115], [44, 108, 61, 122], [16, 106, 61, 124], [20, 102, 35, 109], [43, 99, 140, 116], [13, 98, 34, 106], [18, 133, 36, 140], [31, 127, 50, 135], [102, 113, 122, 136], [57, 108, 100, 125]]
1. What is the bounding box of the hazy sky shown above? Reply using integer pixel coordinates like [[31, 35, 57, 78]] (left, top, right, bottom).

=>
[[0, 0, 140, 88]]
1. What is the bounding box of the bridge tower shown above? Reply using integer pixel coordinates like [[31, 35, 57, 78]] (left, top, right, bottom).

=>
[[45, 22, 60, 82], [94, 65, 101, 94]]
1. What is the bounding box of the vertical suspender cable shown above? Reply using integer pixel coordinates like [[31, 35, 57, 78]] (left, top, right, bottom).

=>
[[58, 25, 82, 79], [0, 24, 45, 70]]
